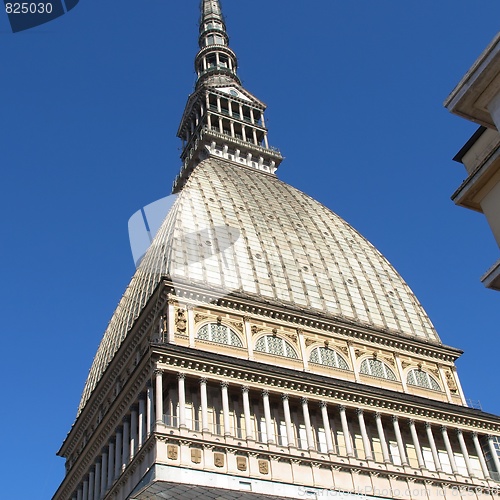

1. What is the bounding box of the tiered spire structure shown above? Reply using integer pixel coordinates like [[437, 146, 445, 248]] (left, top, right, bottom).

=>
[[173, 0, 282, 192]]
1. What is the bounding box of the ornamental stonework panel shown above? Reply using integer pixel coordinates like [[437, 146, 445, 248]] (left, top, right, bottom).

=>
[[167, 444, 178, 460], [214, 452, 225, 468], [236, 456, 247, 471], [191, 448, 202, 464], [258, 459, 269, 474]]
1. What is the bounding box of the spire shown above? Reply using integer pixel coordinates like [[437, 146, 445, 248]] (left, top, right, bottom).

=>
[[173, 0, 283, 192], [195, 0, 240, 87]]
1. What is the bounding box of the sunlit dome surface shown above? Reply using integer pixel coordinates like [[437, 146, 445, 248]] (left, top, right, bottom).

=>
[[79, 158, 439, 413]]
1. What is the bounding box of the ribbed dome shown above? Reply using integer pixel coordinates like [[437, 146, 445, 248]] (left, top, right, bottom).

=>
[[79, 158, 439, 413]]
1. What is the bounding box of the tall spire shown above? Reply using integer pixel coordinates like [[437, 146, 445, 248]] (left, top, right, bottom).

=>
[[173, 0, 282, 192], [195, 0, 240, 87]]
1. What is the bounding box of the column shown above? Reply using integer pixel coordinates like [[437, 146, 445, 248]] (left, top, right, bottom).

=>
[[130, 406, 138, 460], [320, 402, 335, 453], [375, 413, 391, 463], [394, 354, 408, 392], [408, 420, 425, 469], [155, 369, 163, 425], [282, 394, 295, 448], [457, 429, 475, 477], [122, 417, 130, 469], [487, 435, 500, 473], [438, 365, 453, 403], [243, 316, 254, 360], [262, 390, 275, 444], [82, 479, 88, 500], [100, 450, 107, 497], [107, 441, 114, 490], [88, 470, 94, 500], [357, 409, 373, 461], [452, 368, 467, 406], [77, 488, 83, 500], [221, 381, 231, 436], [114, 428, 122, 479], [347, 343, 360, 383], [93, 461, 101, 500], [147, 382, 154, 436], [178, 373, 187, 428], [297, 329, 309, 372], [301, 398, 315, 450], [187, 306, 195, 348], [241, 386, 255, 440], [339, 405, 354, 457], [167, 298, 175, 343], [392, 416, 408, 466], [425, 423, 442, 472], [138, 397, 146, 448], [441, 426, 458, 474], [472, 432, 490, 479], [200, 378, 209, 432]]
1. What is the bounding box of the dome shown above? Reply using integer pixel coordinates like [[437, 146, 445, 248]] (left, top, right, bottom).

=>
[[79, 158, 439, 413]]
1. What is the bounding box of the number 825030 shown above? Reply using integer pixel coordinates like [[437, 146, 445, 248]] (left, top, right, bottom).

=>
[[5, 2, 53, 14]]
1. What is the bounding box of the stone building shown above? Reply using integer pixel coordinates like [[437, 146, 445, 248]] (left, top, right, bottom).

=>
[[445, 33, 500, 291], [53, 3, 500, 499]]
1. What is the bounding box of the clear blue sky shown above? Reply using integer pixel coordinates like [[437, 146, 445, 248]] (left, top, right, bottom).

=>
[[1, 2, 499, 498]]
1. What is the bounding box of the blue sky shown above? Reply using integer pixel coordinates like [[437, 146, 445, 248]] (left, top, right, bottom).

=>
[[1, 1, 499, 498]]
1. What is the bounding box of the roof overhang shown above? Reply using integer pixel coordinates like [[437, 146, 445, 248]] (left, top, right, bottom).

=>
[[445, 33, 500, 129]]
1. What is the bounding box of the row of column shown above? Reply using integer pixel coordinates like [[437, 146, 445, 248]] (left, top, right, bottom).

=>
[[154, 370, 500, 481], [72, 384, 155, 500]]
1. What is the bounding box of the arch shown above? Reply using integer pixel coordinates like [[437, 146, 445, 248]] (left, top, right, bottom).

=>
[[407, 369, 441, 391], [360, 357, 397, 381], [254, 334, 298, 359], [309, 346, 349, 370], [196, 322, 243, 348]]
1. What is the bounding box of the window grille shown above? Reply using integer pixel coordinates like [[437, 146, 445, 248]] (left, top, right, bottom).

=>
[[197, 323, 243, 347], [360, 358, 397, 381], [407, 369, 440, 391], [254, 335, 298, 358], [309, 347, 349, 370]]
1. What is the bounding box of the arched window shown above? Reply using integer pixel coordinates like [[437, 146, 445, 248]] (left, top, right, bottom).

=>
[[309, 347, 349, 370], [255, 335, 298, 359], [197, 323, 243, 348], [407, 369, 440, 391], [360, 358, 397, 381]]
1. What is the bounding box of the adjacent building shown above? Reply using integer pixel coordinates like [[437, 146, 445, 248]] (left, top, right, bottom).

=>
[[445, 33, 500, 291], [53, 4, 500, 499]]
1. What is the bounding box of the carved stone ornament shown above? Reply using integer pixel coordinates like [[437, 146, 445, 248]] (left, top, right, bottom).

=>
[[167, 445, 178, 460], [339, 345, 349, 356], [258, 459, 269, 474], [236, 456, 247, 471], [251, 325, 263, 335], [214, 452, 225, 468], [445, 371, 458, 392], [354, 349, 363, 359], [305, 338, 316, 347], [175, 309, 187, 333], [229, 321, 243, 332], [284, 333, 297, 343], [401, 361, 411, 369], [191, 448, 202, 464], [194, 313, 208, 324], [383, 356, 396, 367]]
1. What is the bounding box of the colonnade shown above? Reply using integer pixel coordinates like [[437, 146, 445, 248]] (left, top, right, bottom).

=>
[[157, 371, 500, 481], [71, 384, 154, 500], [71, 370, 500, 499]]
